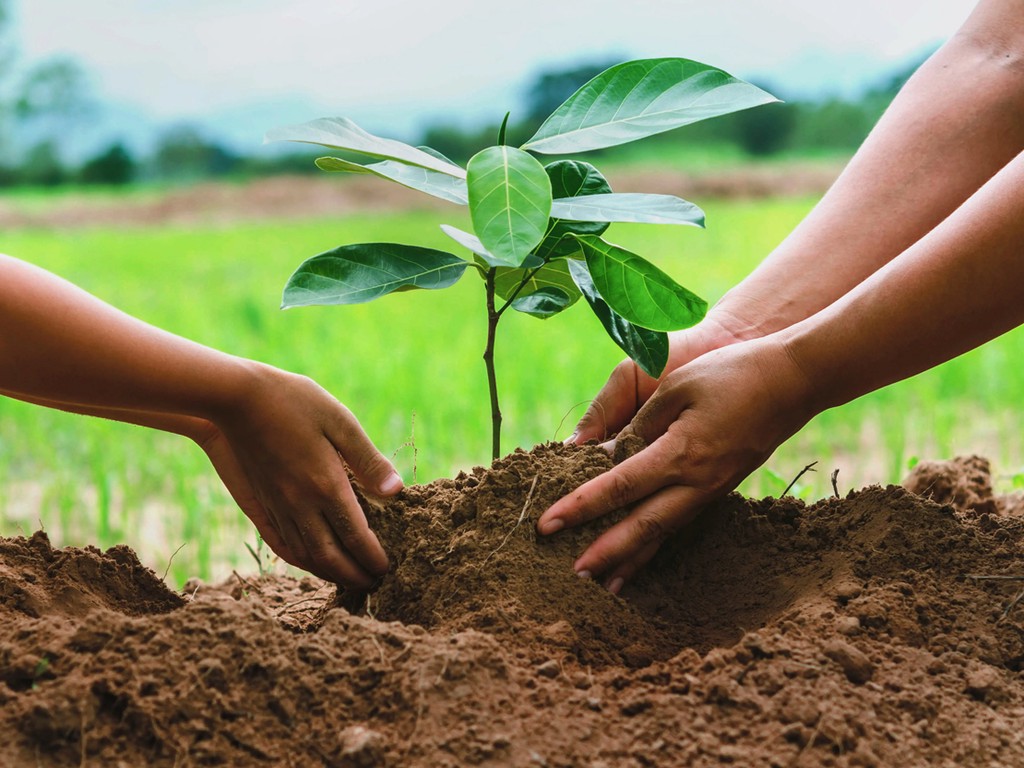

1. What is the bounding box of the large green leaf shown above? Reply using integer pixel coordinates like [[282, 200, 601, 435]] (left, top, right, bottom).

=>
[[282, 243, 467, 308], [551, 193, 705, 227], [494, 259, 581, 317], [567, 259, 668, 377], [316, 156, 468, 204], [572, 235, 706, 331], [535, 159, 611, 261], [467, 145, 552, 268], [522, 58, 778, 154], [266, 117, 466, 178]]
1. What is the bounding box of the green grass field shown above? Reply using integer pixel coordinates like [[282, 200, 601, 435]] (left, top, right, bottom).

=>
[[3, 193, 1023, 585]]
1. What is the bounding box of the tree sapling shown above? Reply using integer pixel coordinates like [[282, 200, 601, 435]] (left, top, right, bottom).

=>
[[267, 58, 776, 461]]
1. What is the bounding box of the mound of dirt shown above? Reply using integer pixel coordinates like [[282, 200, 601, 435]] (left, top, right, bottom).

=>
[[3, 447, 1024, 766]]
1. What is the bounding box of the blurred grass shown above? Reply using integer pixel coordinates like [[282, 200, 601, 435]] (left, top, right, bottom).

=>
[[2, 194, 1023, 584]]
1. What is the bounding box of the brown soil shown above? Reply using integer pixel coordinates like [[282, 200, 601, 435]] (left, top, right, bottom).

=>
[[0, 164, 841, 231], [3, 446, 1024, 767]]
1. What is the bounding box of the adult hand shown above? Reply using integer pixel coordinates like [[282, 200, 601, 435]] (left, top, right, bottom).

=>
[[204, 364, 403, 589], [539, 337, 814, 593], [570, 316, 745, 444]]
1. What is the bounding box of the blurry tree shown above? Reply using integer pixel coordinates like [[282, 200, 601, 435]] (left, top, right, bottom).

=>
[[20, 140, 66, 186], [420, 121, 520, 164], [523, 58, 621, 127], [80, 142, 136, 185], [0, 0, 92, 180], [153, 125, 240, 179], [15, 58, 91, 120], [731, 82, 798, 156]]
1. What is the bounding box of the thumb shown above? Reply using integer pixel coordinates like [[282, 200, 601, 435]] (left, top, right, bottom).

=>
[[571, 360, 642, 444], [628, 370, 694, 447], [329, 404, 404, 496]]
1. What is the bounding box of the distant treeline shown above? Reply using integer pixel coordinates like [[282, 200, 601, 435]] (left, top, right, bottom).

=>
[[0, 41, 923, 189]]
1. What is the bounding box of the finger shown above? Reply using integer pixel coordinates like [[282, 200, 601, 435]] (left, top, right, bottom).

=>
[[265, 512, 319, 574], [323, 474, 390, 577], [537, 436, 682, 534], [299, 515, 379, 589], [571, 360, 639, 444], [244, 505, 296, 563], [574, 484, 705, 580], [327, 403, 403, 496], [603, 539, 662, 595]]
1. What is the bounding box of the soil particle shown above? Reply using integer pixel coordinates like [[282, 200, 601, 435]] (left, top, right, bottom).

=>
[[3, 451, 1024, 766]]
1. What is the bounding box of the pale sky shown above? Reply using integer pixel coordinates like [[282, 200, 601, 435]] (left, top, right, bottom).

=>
[[12, 0, 976, 149]]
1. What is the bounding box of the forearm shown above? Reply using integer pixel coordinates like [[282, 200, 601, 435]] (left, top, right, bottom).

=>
[[783, 148, 1024, 412], [0, 254, 258, 420], [0, 388, 210, 440], [711, 0, 1024, 340]]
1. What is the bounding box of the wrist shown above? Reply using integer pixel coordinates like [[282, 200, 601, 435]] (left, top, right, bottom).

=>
[[196, 356, 276, 425]]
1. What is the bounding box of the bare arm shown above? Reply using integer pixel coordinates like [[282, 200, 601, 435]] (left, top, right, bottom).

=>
[[542, 147, 1024, 588], [712, 0, 1024, 339], [0, 255, 403, 587], [572, 0, 1024, 441]]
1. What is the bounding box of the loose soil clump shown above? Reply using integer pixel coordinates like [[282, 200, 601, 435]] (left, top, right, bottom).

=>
[[2, 446, 1024, 766]]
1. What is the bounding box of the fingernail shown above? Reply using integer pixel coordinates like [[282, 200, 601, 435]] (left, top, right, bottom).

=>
[[607, 577, 624, 595], [576, 569, 592, 580], [379, 472, 403, 495], [539, 518, 564, 535], [562, 431, 579, 446]]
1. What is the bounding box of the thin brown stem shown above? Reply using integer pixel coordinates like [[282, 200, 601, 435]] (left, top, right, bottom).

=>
[[484, 268, 502, 461]]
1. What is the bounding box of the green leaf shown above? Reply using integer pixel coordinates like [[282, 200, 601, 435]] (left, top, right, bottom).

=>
[[535, 160, 611, 261], [511, 287, 574, 319], [316, 156, 469, 204], [551, 193, 705, 227], [523, 58, 778, 154], [567, 260, 668, 377], [494, 260, 581, 316], [282, 243, 468, 308], [266, 117, 466, 178], [467, 145, 552, 268], [440, 224, 541, 269], [572, 235, 706, 331]]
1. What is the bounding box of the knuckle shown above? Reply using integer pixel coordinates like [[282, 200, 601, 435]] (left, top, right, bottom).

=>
[[603, 471, 635, 510], [631, 512, 669, 548], [354, 451, 391, 483]]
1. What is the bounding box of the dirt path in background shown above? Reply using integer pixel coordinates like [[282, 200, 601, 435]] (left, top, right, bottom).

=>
[[0, 163, 842, 230], [2, 447, 1024, 766]]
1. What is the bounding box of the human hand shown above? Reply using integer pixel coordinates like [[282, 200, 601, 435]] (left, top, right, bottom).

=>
[[539, 337, 814, 592], [202, 364, 403, 589], [570, 317, 745, 444]]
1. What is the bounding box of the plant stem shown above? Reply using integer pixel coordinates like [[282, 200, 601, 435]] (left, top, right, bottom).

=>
[[484, 268, 502, 461]]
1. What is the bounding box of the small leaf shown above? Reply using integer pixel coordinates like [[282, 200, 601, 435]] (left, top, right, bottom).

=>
[[551, 193, 705, 227], [282, 243, 467, 308], [523, 58, 778, 154], [573, 235, 706, 331], [266, 117, 466, 178], [567, 260, 668, 377], [440, 224, 541, 269], [467, 145, 552, 268], [316, 156, 469, 204], [494, 260, 581, 314], [511, 286, 574, 319]]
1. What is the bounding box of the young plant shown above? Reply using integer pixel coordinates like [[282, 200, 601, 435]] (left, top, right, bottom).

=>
[[267, 58, 776, 461]]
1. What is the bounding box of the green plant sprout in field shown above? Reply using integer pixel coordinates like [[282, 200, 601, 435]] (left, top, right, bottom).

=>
[[267, 59, 776, 461]]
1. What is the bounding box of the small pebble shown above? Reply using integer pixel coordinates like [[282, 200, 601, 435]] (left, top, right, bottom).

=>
[[824, 639, 875, 684], [536, 660, 560, 679]]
